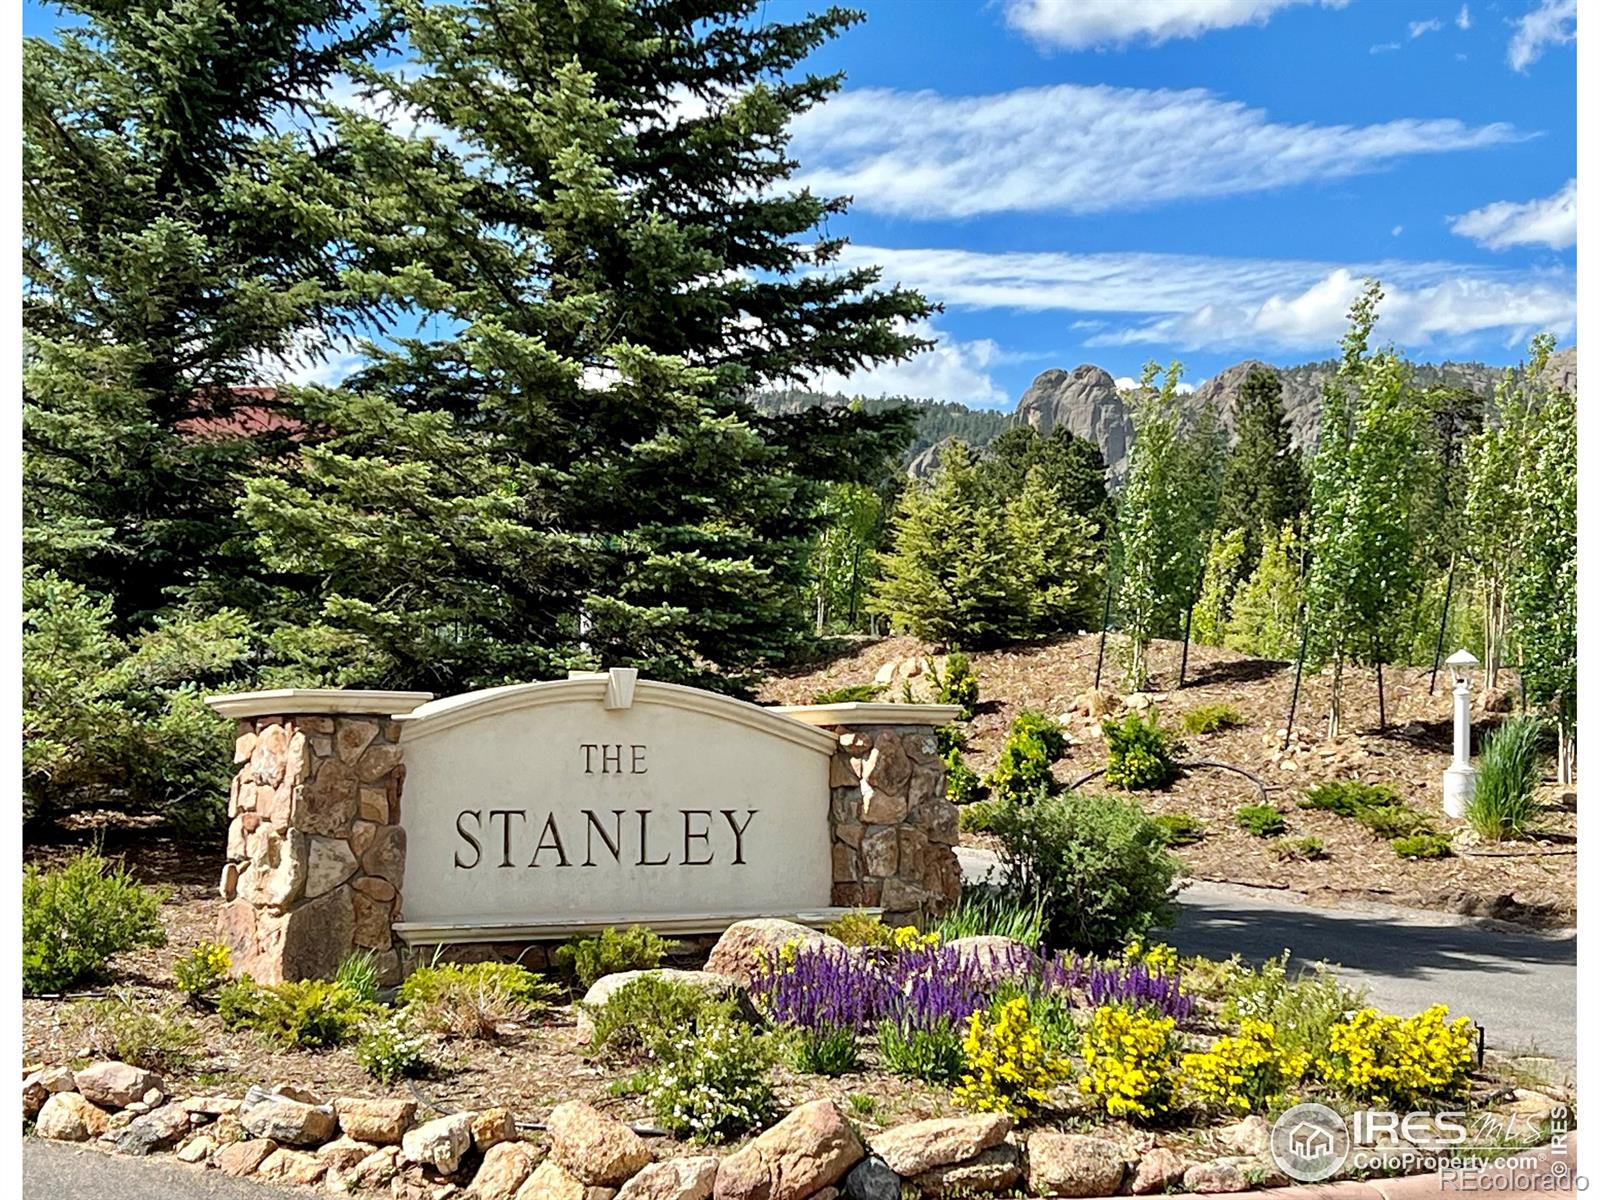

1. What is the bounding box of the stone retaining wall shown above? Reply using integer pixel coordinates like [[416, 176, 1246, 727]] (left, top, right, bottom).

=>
[[217, 712, 411, 984]]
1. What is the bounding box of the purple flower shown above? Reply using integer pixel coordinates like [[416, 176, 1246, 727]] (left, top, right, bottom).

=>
[[1068, 955, 1194, 1023]]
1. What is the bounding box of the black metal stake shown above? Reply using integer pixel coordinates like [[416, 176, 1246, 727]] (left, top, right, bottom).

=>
[[1376, 660, 1387, 731], [1093, 575, 1114, 691], [1178, 603, 1194, 690], [1283, 607, 1309, 753]]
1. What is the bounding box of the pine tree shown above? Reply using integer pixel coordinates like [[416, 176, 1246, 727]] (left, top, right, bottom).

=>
[[244, 0, 930, 694], [978, 425, 1111, 537], [870, 443, 1027, 644], [1003, 467, 1102, 634], [1215, 366, 1306, 570], [23, 0, 384, 627]]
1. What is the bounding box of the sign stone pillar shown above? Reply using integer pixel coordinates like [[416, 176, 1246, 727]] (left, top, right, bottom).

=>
[[204, 689, 433, 984]]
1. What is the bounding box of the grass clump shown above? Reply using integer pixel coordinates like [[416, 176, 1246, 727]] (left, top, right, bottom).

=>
[[879, 1018, 967, 1084], [218, 976, 375, 1048], [1273, 835, 1326, 861], [785, 1026, 861, 1076], [66, 991, 202, 1071], [1301, 779, 1403, 817], [335, 949, 381, 1002], [23, 849, 167, 995], [1301, 780, 1445, 858], [1235, 804, 1286, 837], [554, 925, 678, 990], [1467, 716, 1545, 841], [1393, 831, 1453, 859], [398, 960, 562, 1039], [585, 974, 737, 1057], [1181, 704, 1245, 734], [1102, 711, 1183, 791], [933, 886, 1045, 947], [1151, 812, 1207, 846]]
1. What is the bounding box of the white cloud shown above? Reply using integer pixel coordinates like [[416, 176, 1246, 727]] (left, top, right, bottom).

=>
[[1002, 0, 1345, 49], [1391, 225, 1405, 236], [790, 82, 1524, 218], [807, 320, 1008, 406], [1456, 4, 1472, 30], [1507, 0, 1576, 71], [831, 245, 1573, 354], [1409, 18, 1442, 37], [1450, 179, 1577, 250], [1370, 42, 1401, 53]]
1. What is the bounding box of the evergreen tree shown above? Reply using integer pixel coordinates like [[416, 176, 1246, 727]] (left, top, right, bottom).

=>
[[1215, 366, 1306, 570], [1003, 467, 1102, 634], [244, 0, 930, 694], [23, 0, 384, 627], [978, 425, 1112, 537], [1304, 282, 1432, 735], [870, 443, 1027, 644], [1224, 521, 1304, 661]]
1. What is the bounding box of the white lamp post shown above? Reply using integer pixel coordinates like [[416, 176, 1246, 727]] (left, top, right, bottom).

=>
[[1442, 649, 1479, 819]]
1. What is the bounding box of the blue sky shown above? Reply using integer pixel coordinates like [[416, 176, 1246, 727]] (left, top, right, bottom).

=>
[[25, 0, 1577, 409]]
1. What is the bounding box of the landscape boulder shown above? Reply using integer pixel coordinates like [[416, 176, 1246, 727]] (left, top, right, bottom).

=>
[[241, 1097, 337, 1146], [257, 1147, 330, 1186], [214, 1137, 279, 1176], [546, 1100, 652, 1185], [1218, 1114, 1271, 1157], [942, 937, 1036, 980], [1026, 1132, 1126, 1198], [75, 1061, 162, 1109], [336, 1096, 417, 1144], [841, 1157, 900, 1200], [113, 1102, 193, 1155], [348, 1145, 404, 1190], [1130, 1148, 1188, 1194], [34, 1092, 110, 1142], [317, 1134, 382, 1172], [704, 919, 842, 986], [515, 1159, 609, 1200], [472, 1106, 518, 1151], [913, 1144, 1023, 1197], [869, 1114, 1012, 1175], [713, 1100, 863, 1200], [402, 1112, 475, 1175], [614, 1157, 719, 1200], [1183, 1158, 1251, 1194], [470, 1141, 541, 1200], [575, 969, 747, 1042]]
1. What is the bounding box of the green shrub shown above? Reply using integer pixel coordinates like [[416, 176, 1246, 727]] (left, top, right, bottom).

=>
[[933, 886, 1044, 947], [1301, 779, 1403, 817], [823, 910, 892, 948], [398, 961, 562, 1039], [959, 796, 1006, 834], [335, 950, 381, 1003], [173, 941, 232, 1000], [22, 849, 167, 994], [643, 1017, 778, 1142], [1467, 716, 1545, 841], [938, 724, 988, 806], [585, 974, 734, 1057], [1393, 831, 1453, 859], [554, 926, 678, 990], [1181, 704, 1245, 734], [65, 992, 202, 1071], [1273, 835, 1326, 861], [356, 1011, 430, 1084], [218, 977, 375, 1048], [985, 710, 1068, 802], [810, 683, 884, 705], [988, 979, 1078, 1056], [992, 792, 1178, 953], [1102, 711, 1182, 791], [1151, 812, 1206, 846], [878, 1018, 967, 1084], [1235, 804, 1286, 837], [1357, 804, 1430, 839], [1221, 952, 1367, 1062], [786, 1026, 861, 1076], [931, 649, 980, 718]]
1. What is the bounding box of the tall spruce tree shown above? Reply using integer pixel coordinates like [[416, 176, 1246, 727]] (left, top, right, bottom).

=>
[[1215, 366, 1306, 569], [244, 0, 930, 694], [24, 0, 385, 627], [977, 425, 1112, 538]]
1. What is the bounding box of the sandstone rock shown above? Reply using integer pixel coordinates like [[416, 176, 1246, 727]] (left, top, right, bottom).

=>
[[514, 1160, 617, 1200], [236, 730, 258, 764], [252, 723, 291, 787], [359, 742, 405, 782], [1218, 1114, 1271, 1157], [1183, 1158, 1250, 1194], [35, 1065, 78, 1093], [1026, 1132, 1126, 1198], [177, 1134, 216, 1164], [1130, 1148, 1187, 1194], [472, 1108, 517, 1152], [403, 1113, 476, 1175], [613, 1157, 718, 1200], [470, 1142, 540, 1200], [943, 936, 1036, 979], [913, 1144, 1023, 1196], [216, 1138, 280, 1176], [869, 1114, 1012, 1175], [704, 919, 842, 986], [1071, 689, 1118, 719], [354, 874, 399, 902], [861, 828, 898, 875], [713, 1100, 863, 1200], [306, 836, 360, 899], [546, 1100, 651, 1185], [238, 826, 309, 911], [303, 758, 360, 837], [321, 1135, 384, 1172], [362, 824, 409, 888], [76, 1060, 162, 1108], [353, 889, 395, 950], [259, 1147, 331, 1186], [270, 883, 357, 981], [337, 720, 381, 763], [35, 1092, 110, 1141], [263, 1082, 324, 1105], [23, 1074, 49, 1120], [841, 1157, 899, 1200], [114, 1102, 193, 1155], [241, 1098, 337, 1146], [350, 1145, 405, 1189], [180, 1094, 241, 1116]]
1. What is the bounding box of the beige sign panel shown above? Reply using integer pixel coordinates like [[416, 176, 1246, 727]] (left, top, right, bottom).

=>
[[393, 672, 839, 941]]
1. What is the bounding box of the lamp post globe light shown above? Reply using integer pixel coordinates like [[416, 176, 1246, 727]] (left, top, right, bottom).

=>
[[1442, 649, 1479, 819]]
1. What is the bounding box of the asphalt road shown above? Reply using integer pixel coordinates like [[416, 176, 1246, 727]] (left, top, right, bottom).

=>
[[956, 846, 1577, 1066], [23, 1140, 298, 1199]]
